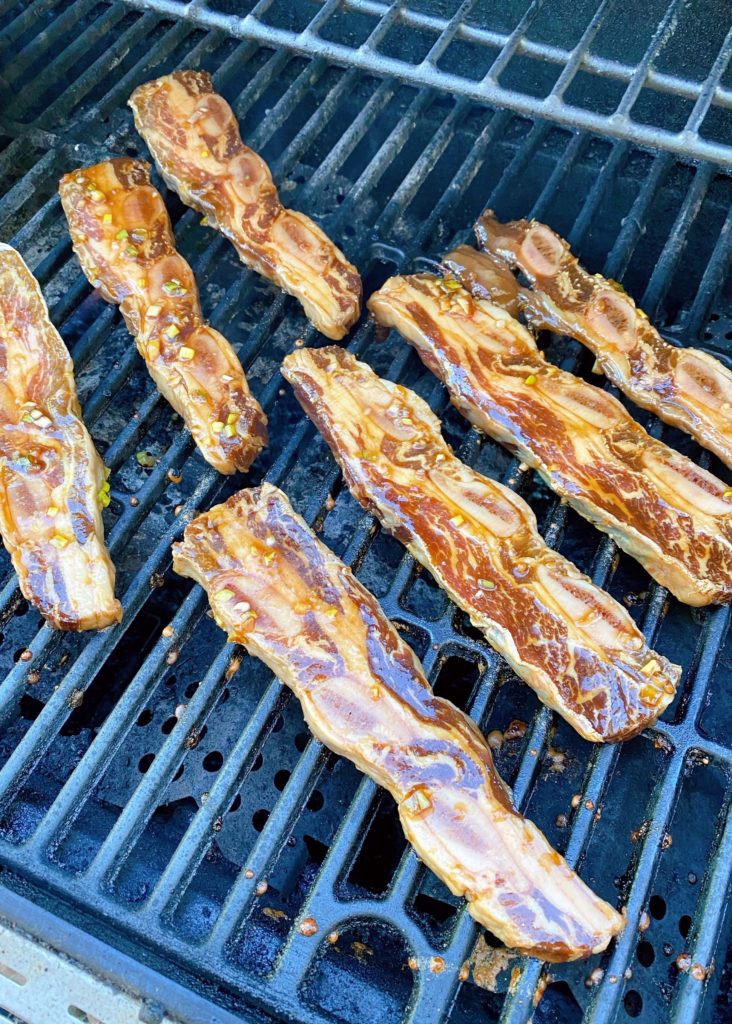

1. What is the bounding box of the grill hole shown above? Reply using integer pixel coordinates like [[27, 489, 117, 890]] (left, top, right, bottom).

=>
[[649, 894, 666, 919], [0, 961, 26, 986], [624, 990, 643, 1017], [138, 753, 154, 774], [274, 769, 291, 791], [679, 914, 692, 937], [251, 752, 264, 771], [202, 751, 223, 772], [184, 682, 198, 698], [173, 764, 184, 781], [136, 709, 152, 727], [433, 654, 481, 712], [68, 1008, 104, 1024], [272, 715, 284, 733], [253, 808, 269, 832], [19, 695, 43, 721], [307, 789, 324, 812], [294, 731, 309, 752], [637, 940, 654, 967], [304, 833, 328, 865], [161, 716, 177, 735], [229, 794, 242, 813]]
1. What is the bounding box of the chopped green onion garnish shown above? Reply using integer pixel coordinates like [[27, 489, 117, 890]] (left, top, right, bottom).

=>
[[50, 534, 69, 549], [478, 578, 496, 590], [115, 229, 128, 241], [136, 450, 156, 468], [178, 346, 195, 361]]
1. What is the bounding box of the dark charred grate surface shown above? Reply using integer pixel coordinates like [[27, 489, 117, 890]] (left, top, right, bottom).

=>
[[0, 4, 731, 1024]]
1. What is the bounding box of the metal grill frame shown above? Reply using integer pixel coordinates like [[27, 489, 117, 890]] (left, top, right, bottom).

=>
[[0, 3, 730, 1024], [115, 0, 732, 167]]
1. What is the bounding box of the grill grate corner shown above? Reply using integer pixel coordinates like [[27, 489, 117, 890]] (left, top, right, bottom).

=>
[[0, 2, 730, 1023]]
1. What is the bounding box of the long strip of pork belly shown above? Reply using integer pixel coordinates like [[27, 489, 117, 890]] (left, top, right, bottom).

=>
[[59, 158, 267, 475], [283, 345, 679, 743], [129, 71, 361, 341], [368, 273, 732, 607], [172, 483, 625, 960], [0, 245, 121, 629]]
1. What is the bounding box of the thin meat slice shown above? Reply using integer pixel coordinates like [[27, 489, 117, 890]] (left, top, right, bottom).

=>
[[172, 483, 624, 960], [368, 274, 732, 607], [476, 211, 732, 469], [0, 245, 121, 630], [283, 345, 680, 743], [59, 158, 267, 475], [129, 71, 361, 340]]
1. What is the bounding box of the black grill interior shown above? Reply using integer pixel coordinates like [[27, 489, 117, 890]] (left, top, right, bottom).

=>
[[0, 3, 731, 1023]]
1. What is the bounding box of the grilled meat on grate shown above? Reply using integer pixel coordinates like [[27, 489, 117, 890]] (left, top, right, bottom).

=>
[[0, 245, 121, 630], [283, 344, 680, 743], [477, 211, 732, 470], [129, 70, 362, 341], [368, 273, 732, 607], [59, 158, 267, 476], [172, 482, 625, 961]]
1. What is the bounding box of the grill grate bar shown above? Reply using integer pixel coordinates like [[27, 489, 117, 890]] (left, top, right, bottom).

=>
[[684, 21, 732, 135], [546, 0, 614, 102], [117, 0, 732, 166], [643, 163, 714, 322], [9, 8, 163, 126], [614, 0, 686, 118], [685, 202, 732, 340], [9, 0, 102, 78], [670, 790, 732, 1023]]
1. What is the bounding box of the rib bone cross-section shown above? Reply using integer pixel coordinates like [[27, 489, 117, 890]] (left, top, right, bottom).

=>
[[368, 274, 732, 607], [172, 483, 624, 961], [283, 345, 680, 743], [59, 158, 267, 475], [129, 71, 362, 341]]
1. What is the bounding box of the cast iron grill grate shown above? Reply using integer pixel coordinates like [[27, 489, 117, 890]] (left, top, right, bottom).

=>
[[0, 2, 730, 1023]]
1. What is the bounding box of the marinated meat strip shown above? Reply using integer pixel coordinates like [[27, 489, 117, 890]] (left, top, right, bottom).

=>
[[283, 346, 679, 743], [59, 159, 267, 475], [476, 212, 732, 469], [0, 245, 121, 630], [368, 274, 732, 607], [129, 71, 361, 341], [173, 483, 625, 960]]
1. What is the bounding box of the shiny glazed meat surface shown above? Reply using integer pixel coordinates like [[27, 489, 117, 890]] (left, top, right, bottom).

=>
[[368, 274, 732, 607], [0, 245, 121, 630], [129, 71, 362, 340], [59, 158, 267, 475], [283, 345, 679, 742], [172, 483, 624, 960], [477, 211, 732, 470]]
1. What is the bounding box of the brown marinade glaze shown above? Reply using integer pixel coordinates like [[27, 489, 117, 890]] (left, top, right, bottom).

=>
[[128, 71, 362, 341], [442, 245, 522, 318], [59, 158, 267, 475], [368, 274, 732, 607], [172, 483, 624, 960], [283, 345, 680, 743], [476, 211, 732, 470], [0, 245, 121, 630]]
